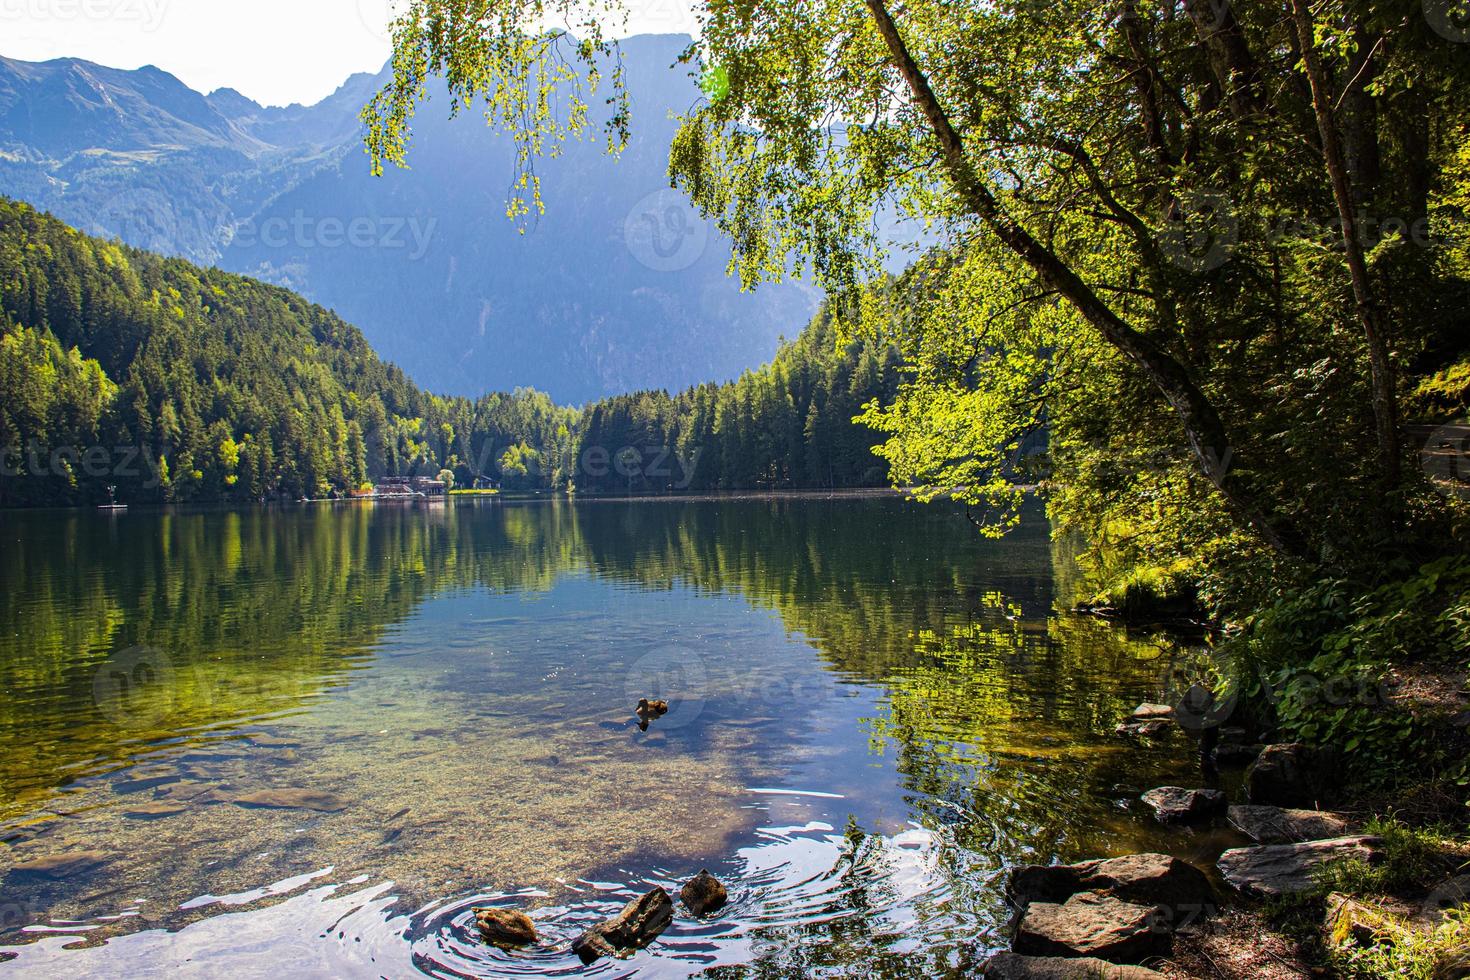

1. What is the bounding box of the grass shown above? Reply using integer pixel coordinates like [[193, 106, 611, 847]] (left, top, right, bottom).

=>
[[1257, 817, 1470, 980], [449, 488, 500, 497], [1328, 908, 1470, 980]]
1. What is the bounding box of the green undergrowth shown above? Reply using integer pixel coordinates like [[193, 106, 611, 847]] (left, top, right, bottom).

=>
[[1224, 557, 1470, 805], [1261, 819, 1470, 980], [1407, 357, 1470, 421]]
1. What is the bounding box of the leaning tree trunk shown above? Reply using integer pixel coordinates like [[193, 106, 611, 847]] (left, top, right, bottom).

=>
[[1289, 0, 1401, 486], [863, 0, 1304, 559]]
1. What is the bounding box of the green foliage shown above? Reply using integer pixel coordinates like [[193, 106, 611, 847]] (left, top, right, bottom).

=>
[[1407, 357, 1470, 421], [1318, 817, 1462, 896], [1231, 559, 1470, 792], [367, 0, 1470, 602], [1328, 909, 1470, 980], [0, 197, 577, 505]]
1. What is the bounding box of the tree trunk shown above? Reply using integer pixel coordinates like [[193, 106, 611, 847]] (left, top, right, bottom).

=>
[[863, 0, 1303, 558], [1289, 0, 1400, 485]]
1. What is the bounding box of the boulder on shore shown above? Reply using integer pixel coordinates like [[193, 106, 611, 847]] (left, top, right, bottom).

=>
[[571, 887, 674, 964], [983, 951, 1167, 978], [1141, 787, 1226, 825], [473, 907, 537, 946], [1217, 836, 1383, 899], [1226, 804, 1355, 844], [1245, 743, 1337, 808], [1014, 892, 1170, 963], [1008, 853, 1216, 922], [680, 870, 728, 916]]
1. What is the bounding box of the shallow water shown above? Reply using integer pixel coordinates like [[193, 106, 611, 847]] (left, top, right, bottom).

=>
[[0, 496, 1220, 977]]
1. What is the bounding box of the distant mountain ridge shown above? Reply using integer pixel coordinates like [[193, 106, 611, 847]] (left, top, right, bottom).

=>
[[0, 40, 819, 402]]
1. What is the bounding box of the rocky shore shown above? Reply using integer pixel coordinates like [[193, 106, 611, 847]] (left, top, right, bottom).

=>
[[982, 703, 1470, 978]]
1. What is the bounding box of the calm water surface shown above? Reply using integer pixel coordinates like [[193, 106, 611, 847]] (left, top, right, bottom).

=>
[[0, 496, 1220, 977]]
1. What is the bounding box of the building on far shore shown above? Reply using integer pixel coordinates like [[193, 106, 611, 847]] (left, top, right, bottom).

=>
[[372, 476, 447, 497]]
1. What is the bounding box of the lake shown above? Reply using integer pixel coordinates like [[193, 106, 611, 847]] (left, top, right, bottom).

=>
[[0, 495, 1222, 977]]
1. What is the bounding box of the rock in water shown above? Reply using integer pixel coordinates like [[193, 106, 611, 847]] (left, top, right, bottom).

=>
[[10, 851, 109, 879], [231, 789, 347, 812], [1140, 787, 1226, 825], [1014, 892, 1171, 963], [1245, 743, 1336, 808], [571, 887, 675, 964], [473, 907, 537, 946], [680, 870, 728, 916], [1114, 719, 1171, 739], [984, 952, 1167, 978]]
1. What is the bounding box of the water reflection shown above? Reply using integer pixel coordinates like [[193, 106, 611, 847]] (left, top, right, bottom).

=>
[[0, 497, 1208, 976]]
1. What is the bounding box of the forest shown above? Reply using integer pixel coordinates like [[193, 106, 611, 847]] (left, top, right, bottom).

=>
[[0, 197, 895, 505]]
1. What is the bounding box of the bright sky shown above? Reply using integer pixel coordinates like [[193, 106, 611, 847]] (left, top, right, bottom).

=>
[[0, 0, 700, 107]]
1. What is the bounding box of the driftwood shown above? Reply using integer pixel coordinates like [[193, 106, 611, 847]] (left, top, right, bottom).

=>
[[571, 887, 674, 964], [472, 907, 537, 946]]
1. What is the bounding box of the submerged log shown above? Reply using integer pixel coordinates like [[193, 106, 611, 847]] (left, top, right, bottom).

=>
[[472, 907, 538, 946], [571, 887, 674, 964]]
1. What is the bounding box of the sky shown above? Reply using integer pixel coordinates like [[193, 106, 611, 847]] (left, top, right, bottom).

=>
[[0, 0, 700, 107]]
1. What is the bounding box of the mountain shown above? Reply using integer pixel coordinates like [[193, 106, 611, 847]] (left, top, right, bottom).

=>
[[0, 197, 890, 507], [0, 40, 819, 402]]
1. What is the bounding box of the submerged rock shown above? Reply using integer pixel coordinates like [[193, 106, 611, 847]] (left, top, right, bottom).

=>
[[231, 789, 347, 812], [1217, 836, 1383, 898], [1114, 720, 1171, 739], [1245, 743, 1336, 808], [122, 801, 189, 819], [680, 870, 728, 916], [983, 951, 1167, 978], [473, 907, 538, 946], [571, 887, 674, 964], [1226, 804, 1355, 844], [1014, 892, 1170, 963], [10, 851, 109, 879], [1008, 853, 1216, 922], [1141, 787, 1226, 825]]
